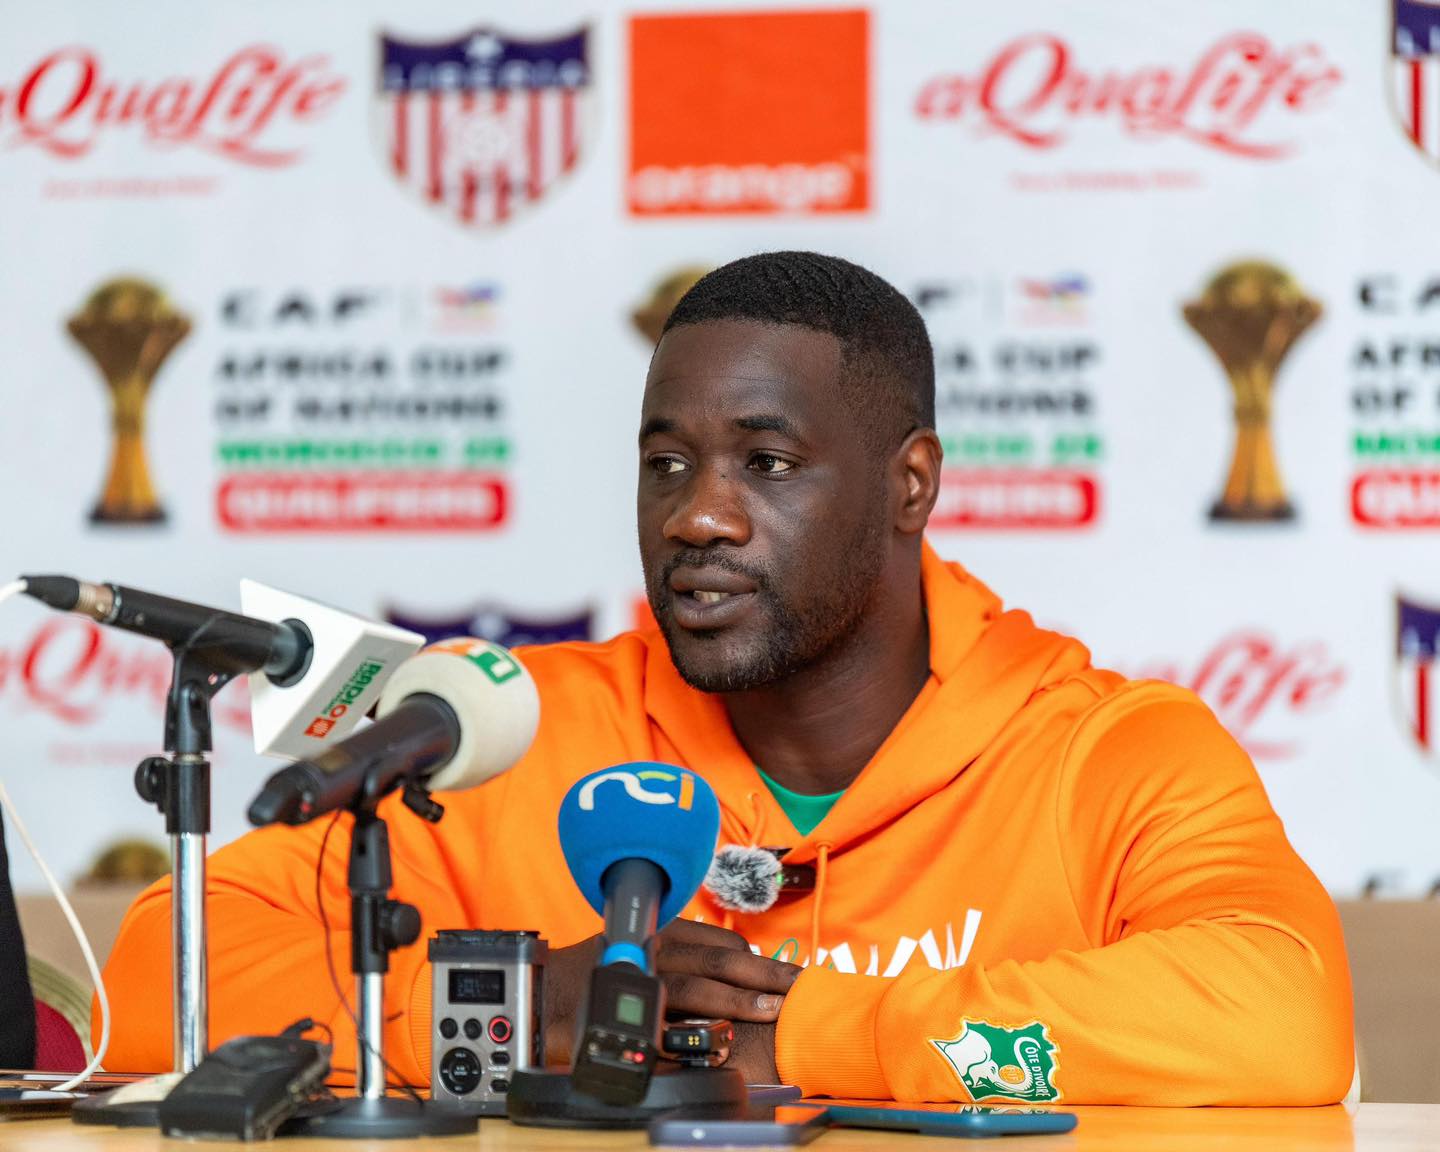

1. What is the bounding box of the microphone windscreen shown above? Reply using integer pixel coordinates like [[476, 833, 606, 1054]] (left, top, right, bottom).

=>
[[376, 638, 539, 791], [557, 762, 720, 926]]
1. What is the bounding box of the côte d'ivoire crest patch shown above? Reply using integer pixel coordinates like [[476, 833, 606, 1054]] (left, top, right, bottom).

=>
[[931, 1019, 1061, 1104]]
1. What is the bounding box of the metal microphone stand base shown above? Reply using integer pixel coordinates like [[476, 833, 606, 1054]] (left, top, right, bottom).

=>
[[506, 1065, 747, 1129], [287, 1096, 477, 1139]]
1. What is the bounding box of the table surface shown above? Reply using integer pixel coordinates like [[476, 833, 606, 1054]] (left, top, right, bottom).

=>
[[0, 1104, 1434, 1151]]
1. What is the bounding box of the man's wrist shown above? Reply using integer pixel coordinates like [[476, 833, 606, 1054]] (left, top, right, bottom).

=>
[[774, 968, 890, 1097]]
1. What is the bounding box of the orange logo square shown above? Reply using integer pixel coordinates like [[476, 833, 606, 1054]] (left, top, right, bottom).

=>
[[628, 9, 869, 215]]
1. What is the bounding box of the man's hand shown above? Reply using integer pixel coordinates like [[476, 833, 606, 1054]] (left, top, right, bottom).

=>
[[543, 933, 601, 1066], [657, 919, 800, 1022], [726, 1022, 779, 1084], [542, 919, 800, 1066]]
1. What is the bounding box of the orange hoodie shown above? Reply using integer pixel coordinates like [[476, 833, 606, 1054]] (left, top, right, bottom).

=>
[[99, 544, 1354, 1105]]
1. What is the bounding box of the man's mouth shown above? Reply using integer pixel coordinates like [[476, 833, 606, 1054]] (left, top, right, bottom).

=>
[[665, 568, 760, 629]]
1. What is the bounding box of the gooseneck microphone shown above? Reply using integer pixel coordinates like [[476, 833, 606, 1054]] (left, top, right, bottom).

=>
[[20, 575, 311, 682], [247, 638, 540, 827], [556, 764, 721, 1105]]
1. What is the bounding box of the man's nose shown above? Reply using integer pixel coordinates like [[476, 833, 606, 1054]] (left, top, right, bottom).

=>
[[663, 463, 751, 547]]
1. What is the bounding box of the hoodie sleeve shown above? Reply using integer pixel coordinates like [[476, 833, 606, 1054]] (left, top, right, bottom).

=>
[[773, 689, 1354, 1105], [97, 790, 485, 1083]]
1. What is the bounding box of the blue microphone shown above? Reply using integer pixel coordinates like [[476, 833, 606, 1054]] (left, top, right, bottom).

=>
[[556, 763, 720, 1105]]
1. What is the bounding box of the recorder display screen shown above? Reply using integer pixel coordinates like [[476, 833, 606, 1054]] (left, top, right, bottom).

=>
[[449, 968, 505, 1005]]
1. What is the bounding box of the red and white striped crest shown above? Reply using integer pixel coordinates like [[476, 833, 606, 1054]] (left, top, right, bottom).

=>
[[376, 27, 591, 229], [1390, 0, 1440, 163], [1395, 593, 1440, 762]]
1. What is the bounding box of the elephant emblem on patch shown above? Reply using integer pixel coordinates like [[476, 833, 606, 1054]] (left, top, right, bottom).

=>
[[931, 1019, 1061, 1103]]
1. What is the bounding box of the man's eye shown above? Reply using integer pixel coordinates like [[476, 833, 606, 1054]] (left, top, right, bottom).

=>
[[649, 456, 687, 475], [750, 453, 794, 474]]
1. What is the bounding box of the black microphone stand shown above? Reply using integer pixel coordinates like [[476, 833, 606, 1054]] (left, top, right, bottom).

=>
[[291, 777, 475, 1138]]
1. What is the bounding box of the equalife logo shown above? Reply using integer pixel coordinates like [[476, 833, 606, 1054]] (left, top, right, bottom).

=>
[[1131, 631, 1346, 759], [628, 10, 869, 215], [0, 617, 249, 733], [916, 32, 1342, 158], [376, 26, 592, 229], [0, 46, 345, 165]]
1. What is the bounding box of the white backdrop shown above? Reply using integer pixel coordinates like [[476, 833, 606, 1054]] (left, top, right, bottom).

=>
[[2, 0, 1439, 897]]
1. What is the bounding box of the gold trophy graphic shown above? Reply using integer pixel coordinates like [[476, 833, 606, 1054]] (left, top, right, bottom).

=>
[[631, 265, 712, 345], [1183, 261, 1320, 522], [68, 278, 191, 524]]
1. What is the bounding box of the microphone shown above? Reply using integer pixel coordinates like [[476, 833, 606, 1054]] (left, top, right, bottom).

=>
[[247, 638, 539, 827], [19, 575, 312, 682], [556, 763, 720, 1105], [16, 575, 426, 757]]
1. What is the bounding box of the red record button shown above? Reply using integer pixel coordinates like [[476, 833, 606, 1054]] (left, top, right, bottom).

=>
[[488, 1016, 513, 1044]]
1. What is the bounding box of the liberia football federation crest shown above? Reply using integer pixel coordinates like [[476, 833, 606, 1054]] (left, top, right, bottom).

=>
[[375, 26, 592, 229], [1390, 0, 1440, 164], [1394, 593, 1440, 765]]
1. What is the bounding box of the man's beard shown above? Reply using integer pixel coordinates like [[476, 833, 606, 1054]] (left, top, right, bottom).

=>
[[645, 518, 888, 694]]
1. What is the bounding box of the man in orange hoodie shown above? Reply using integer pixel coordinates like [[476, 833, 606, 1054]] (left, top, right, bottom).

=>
[[100, 252, 1353, 1105]]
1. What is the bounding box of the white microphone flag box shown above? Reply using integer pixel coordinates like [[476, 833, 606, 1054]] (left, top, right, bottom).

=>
[[240, 579, 425, 760]]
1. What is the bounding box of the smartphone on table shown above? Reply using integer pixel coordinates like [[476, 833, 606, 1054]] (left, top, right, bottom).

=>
[[826, 1101, 1077, 1137], [649, 1103, 831, 1146]]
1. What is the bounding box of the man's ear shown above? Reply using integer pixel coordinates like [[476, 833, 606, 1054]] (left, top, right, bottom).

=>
[[892, 428, 943, 534]]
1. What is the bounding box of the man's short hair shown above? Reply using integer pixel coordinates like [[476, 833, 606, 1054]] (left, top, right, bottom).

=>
[[661, 251, 935, 449]]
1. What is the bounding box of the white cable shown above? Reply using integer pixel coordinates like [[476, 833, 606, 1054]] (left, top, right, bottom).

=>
[[0, 579, 26, 606], [0, 779, 110, 1091]]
